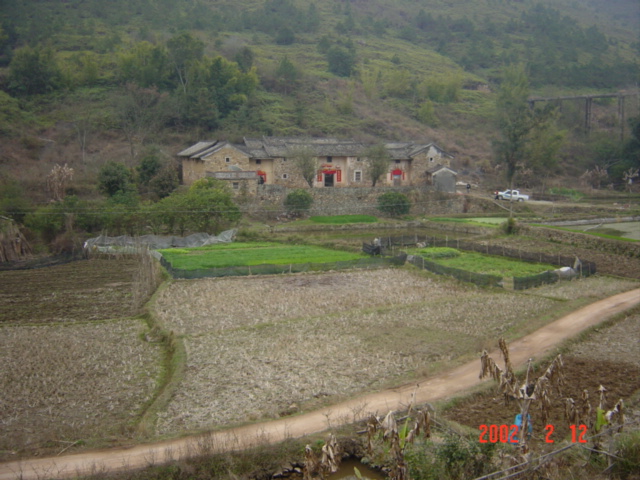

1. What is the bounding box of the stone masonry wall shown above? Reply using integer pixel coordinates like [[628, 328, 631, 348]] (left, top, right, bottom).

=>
[[241, 186, 496, 218]]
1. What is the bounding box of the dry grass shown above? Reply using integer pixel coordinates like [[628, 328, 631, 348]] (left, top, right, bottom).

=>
[[0, 319, 163, 457], [153, 270, 637, 435], [567, 313, 640, 368], [521, 276, 640, 301]]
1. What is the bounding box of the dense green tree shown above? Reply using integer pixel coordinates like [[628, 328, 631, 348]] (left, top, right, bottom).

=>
[[608, 116, 640, 188], [166, 32, 204, 94], [377, 191, 411, 217], [326, 45, 356, 77], [284, 189, 313, 217], [24, 195, 94, 244], [8, 45, 62, 95], [416, 9, 434, 30], [0, 176, 32, 222], [102, 190, 142, 235], [234, 46, 254, 73], [136, 153, 163, 186], [0, 91, 29, 135], [275, 55, 299, 94], [155, 180, 241, 234], [98, 161, 134, 197], [191, 56, 258, 118], [523, 107, 565, 183], [149, 165, 179, 199], [117, 41, 169, 88], [417, 100, 437, 126], [305, 3, 320, 32], [317, 35, 332, 54], [275, 27, 295, 45], [364, 144, 391, 187]]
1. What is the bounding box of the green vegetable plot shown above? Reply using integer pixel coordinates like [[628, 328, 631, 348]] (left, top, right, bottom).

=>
[[159, 242, 366, 270]]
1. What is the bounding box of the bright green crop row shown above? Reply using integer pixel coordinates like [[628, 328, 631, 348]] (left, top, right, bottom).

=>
[[159, 242, 366, 270]]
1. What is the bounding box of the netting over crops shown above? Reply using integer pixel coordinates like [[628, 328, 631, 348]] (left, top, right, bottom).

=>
[[83, 229, 237, 252]]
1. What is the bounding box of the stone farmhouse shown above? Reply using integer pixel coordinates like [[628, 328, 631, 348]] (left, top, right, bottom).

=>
[[177, 137, 456, 193]]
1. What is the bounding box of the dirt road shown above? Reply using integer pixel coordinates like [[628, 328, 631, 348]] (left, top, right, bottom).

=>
[[2, 288, 639, 480]]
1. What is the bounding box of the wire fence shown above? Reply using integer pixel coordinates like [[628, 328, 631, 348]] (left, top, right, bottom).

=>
[[159, 254, 408, 279], [396, 233, 597, 290], [407, 255, 504, 288], [379, 235, 596, 271]]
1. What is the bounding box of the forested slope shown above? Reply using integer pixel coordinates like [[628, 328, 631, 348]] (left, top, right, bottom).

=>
[[0, 0, 638, 207]]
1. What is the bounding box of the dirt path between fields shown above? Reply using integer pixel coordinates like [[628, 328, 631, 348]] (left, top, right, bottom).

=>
[[2, 288, 639, 480]]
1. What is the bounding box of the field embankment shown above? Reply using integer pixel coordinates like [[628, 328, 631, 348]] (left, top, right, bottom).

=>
[[0, 257, 165, 459]]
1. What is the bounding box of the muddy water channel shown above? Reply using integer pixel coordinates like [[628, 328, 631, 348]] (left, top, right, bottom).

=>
[[327, 459, 385, 480]]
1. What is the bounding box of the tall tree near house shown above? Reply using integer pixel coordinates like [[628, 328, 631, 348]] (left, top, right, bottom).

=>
[[288, 145, 317, 187], [524, 106, 565, 187], [365, 144, 391, 187], [116, 84, 170, 159], [74, 115, 94, 163], [493, 64, 533, 195], [166, 32, 204, 95]]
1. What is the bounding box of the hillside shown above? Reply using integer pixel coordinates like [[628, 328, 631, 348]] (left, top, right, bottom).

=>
[[0, 0, 638, 207]]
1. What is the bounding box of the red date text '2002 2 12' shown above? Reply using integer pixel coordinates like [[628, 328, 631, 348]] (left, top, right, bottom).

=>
[[479, 424, 588, 444]]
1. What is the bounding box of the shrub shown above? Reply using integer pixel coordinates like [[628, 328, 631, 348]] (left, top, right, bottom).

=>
[[284, 189, 313, 217], [612, 431, 640, 480], [98, 161, 134, 197], [377, 191, 411, 217], [419, 247, 461, 259], [501, 217, 521, 235]]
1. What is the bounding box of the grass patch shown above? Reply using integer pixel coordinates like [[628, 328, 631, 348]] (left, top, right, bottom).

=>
[[418, 247, 461, 259], [548, 187, 585, 201], [544, 225, 640, 242], [430, 217, 505, 227], [309, 215, 378, 224], [158, 242, 367, 270], [416, 248, 556, 276]]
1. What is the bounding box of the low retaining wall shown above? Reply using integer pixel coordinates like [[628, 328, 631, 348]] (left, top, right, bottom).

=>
[[241, 186, 499, 217], [537, 227, 640, 258]]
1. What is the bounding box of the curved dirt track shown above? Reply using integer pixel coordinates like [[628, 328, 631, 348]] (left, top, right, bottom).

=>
[[2, 288, 639, 480]]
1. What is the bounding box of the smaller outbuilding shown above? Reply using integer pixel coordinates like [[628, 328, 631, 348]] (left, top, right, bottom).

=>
[[425, 165, 458, 193]]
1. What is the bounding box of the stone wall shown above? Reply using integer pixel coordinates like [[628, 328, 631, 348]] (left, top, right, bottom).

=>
[[241, 186, 496, 218]]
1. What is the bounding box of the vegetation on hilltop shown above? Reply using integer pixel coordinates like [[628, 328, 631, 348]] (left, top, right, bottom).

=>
[[0, 0, 638, 253]]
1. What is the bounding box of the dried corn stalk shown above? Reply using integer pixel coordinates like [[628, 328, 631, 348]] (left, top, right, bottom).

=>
[[366, 409, 431, 480], [479, 338, 565, 450], [320, 434, 340, 474], [303, 434, 341, 480], [303, 445, 320, 480], [46, 163, 74, 201], [605, 399, 624, 431]]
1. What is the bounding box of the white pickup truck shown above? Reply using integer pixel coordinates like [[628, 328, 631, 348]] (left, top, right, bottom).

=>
[[494, 189, 529, 202]]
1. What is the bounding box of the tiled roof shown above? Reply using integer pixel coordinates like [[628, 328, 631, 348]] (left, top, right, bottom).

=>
[[180, 137, 453, 160]]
